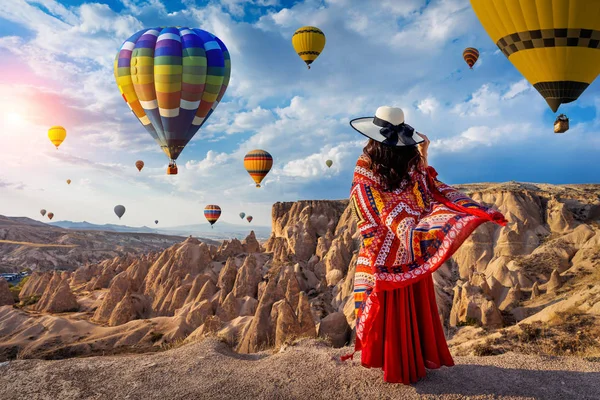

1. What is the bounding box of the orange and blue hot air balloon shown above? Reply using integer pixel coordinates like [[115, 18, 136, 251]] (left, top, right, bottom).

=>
[[114, 27, 231, 175], [204, 205, 221, 228], [463, 47, 479, 69], [244, 150, 273, 188]]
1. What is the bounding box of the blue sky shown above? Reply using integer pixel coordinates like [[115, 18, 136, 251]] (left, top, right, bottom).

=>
[[0, 0, 598, 228]]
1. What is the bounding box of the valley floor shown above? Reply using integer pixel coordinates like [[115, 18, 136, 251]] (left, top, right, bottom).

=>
[[0, 338, 599, 400]]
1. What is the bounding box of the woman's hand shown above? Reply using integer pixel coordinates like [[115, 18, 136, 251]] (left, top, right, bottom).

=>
[[415, 132, 430, 168]]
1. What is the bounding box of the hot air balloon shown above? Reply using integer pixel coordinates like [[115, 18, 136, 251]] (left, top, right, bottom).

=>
[[114, 205, 126, 219], [155, 220, 159, 224], [462, 47, 479, 69], [325, 159, 333, 168], [244, 150, 273, 188], [204, 205, 221, 228], [48, 126, 66, 149], [292, 26, 326, 69], [135, 160, 144, 172], [40, 209, 46, 217], [114, 27, 231, 175], [47, 212, 54, 220], [470, 0, 600, 112], [239, 212, 245, 219], [66, 179, 71, 185], [246, 216, 253, 223]]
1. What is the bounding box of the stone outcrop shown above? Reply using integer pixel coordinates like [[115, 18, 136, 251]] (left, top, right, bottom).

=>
[[35, 273, 79, 313], [0, 279, 14, 306], [232, 254, 262, 298], [317, 312, 350, 348], [216, 239, 244, 261], [242, 231, 261, 253]]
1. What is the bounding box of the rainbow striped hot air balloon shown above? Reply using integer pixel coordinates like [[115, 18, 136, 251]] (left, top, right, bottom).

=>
[[244, 150, 273, 188], [114, 27, 231, 175], [204, 205, 221, 228]]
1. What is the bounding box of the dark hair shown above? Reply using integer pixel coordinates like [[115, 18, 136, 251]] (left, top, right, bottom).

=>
[[363, 139, 422, 191]]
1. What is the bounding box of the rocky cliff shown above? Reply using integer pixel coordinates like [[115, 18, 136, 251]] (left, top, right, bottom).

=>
[[0, 182, 599, 360]]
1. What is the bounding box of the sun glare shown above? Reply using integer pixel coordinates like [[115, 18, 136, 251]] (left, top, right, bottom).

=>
[[4, 111, 24, 127]]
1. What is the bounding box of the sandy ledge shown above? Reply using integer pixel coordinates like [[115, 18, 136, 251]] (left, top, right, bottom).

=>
[[1, 338, 599, 400]]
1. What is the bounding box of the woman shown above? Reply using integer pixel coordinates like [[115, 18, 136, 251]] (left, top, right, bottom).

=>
[[345, 106, 507, 384]]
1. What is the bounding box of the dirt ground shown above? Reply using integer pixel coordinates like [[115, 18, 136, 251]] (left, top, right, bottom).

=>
[[1, 338, 599, 400]]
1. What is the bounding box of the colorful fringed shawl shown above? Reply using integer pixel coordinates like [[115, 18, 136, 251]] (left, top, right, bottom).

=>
[[350, 154, 507, 353]]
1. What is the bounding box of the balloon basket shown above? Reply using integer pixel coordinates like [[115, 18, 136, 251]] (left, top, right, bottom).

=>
[[554, 114, 569, 134], [167, 165, 178, 175], [256, 184, 260, 188]]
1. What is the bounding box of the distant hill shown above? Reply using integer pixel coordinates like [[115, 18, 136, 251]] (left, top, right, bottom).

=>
[[0, 215, 210, 273], [50, 220, 272, 240], [50, 221, 156, 233]]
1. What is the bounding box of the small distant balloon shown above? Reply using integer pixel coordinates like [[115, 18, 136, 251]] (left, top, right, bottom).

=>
[[204, 205, 221, 229], [114, 205, 126, 219], [244, 150, 273, 188], [246, 216, 253, 223], [326, 159, 333, 168], [66, 179, 71, 185], [40, 209, 46, 217], [135, 160, 144, 172], [239, 212, 245, 219], [47, 212, 54, 220], [48, 126, 66, 149], [292, 26, 326, 69], [463, 47, 479, 69], [155, 220, 158, 225]]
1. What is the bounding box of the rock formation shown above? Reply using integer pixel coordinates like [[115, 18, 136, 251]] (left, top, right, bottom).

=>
[[35, 273, 79, 313], [0, 279, 14, 306], [1, 181, 599, 360]]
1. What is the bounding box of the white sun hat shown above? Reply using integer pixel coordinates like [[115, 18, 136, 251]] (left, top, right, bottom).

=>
[[350, 106, 424, 147]]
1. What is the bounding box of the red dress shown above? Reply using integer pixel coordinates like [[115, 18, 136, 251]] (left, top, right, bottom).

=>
[[348, 155, 507, 384]]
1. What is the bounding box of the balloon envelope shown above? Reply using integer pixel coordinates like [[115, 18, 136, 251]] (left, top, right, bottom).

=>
[[114, 27, 231, 166], [246, 216, 253, 223], [292, 26, 325, 69], [114, 205, 126, 219], [244, 150, 273, 188], [326, 159, 333, 168], [135, 160, 144, 172], [66, 179, 71, 185], [40, 209, 46, 217], [155, 220, 158, 224], [47, 212, 54, 220], [204, 205, 221, 226], [462, 47, 479, 69], [239, 212, 245, 219], [470, 0, 600, 112], [48, 126, 66, 149]]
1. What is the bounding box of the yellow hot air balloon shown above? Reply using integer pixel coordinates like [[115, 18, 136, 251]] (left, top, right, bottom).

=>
[[244, 150, 273, 188], [471, 0, 600, 112], [48, 126, 66, 149], [66, 179, 71, 185], [292, 26, 326, 69]]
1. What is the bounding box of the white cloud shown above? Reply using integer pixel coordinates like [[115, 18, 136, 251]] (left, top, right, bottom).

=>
[[185, 151, 232, 174], [276, 140, 364, 178], [417, 97, 439, 115], [430, 123, 532, 152], [503, 79, 531, 100], [453, 84, 501, 117]]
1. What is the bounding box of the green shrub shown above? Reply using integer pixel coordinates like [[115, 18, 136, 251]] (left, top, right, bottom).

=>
[[149, 332, 164, 343]]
